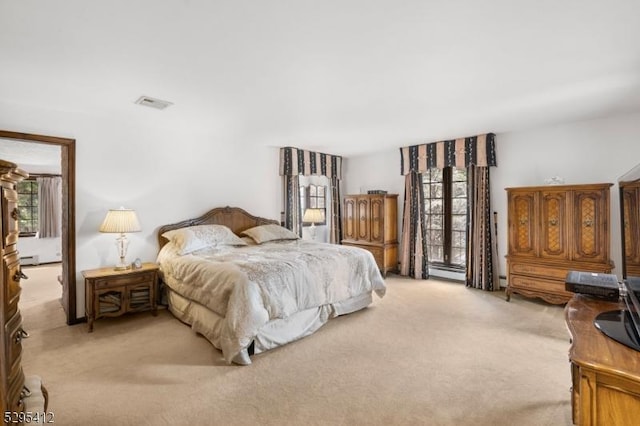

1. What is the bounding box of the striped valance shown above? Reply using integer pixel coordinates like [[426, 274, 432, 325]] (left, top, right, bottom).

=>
[[279, 147, 343, 179], [400, 133, 496, 175]]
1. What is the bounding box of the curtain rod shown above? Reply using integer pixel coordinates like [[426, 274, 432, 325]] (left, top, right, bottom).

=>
[[27, 173, 62, 178]]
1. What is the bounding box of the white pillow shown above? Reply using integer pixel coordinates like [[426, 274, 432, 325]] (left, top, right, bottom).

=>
[[241, 224, 300, 244], [162, 224, 246, 255]]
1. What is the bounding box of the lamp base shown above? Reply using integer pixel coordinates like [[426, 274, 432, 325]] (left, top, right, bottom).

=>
[[113, 264, 131, 271], [113, 234, 131, 271]]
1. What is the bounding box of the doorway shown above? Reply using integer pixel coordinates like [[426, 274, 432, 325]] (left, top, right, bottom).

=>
[[0, 130, 77, 325]]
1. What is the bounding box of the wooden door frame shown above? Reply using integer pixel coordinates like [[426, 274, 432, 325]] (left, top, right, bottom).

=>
[[0, 130, 77, 325]]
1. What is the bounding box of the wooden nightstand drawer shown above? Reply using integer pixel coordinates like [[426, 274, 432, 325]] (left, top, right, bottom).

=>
[[94, 271, 155, 289]]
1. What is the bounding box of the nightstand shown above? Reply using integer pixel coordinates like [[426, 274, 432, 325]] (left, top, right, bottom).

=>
[[83, 263, 159, 332]]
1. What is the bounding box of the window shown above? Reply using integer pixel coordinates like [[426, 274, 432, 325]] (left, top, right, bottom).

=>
[[299, 184, 327, 226], [17, 178, 38, 236], [423, 167, 467, 270]]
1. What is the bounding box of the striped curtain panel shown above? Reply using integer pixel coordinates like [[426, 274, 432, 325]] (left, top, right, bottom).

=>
[[399, 134, 497, 287], [466, 165, 499, 290], [283, 175, 302, 236], [329, 177, 342, 244], [37, 176, 62, 238], [400, 172, 428, 279], [280, 147, 343, 243]]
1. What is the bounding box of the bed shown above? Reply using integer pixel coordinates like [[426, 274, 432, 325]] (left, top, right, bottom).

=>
[[156, 206, 386, 365]]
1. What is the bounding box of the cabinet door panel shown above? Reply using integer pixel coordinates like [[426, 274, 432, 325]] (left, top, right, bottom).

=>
[[343, 198, 356, 241], [127, 283, 153, 311], [508, 191, 538, 257], [623, 186, 640, 275], [95, 287, 126, 317], [540, 190, 569, 259], [573, 189, 609, 263], [370, 197, 384, 243], [357, 198, 370, 241]]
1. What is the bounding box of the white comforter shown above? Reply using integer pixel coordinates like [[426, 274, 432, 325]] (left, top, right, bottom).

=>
[[157, 239, 386, 363]]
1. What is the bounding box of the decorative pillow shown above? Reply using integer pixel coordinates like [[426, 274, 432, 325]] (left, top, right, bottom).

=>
[[162, 224, 246, 255], [240, 236, 257, 245], [241, 224, 300, 244]]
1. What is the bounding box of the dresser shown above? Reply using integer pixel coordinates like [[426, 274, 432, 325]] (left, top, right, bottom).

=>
[[342, 194, 398, 276], [505, 183, 613, 304], [0, 159, 41, 415], [565, 295, 640, 425]]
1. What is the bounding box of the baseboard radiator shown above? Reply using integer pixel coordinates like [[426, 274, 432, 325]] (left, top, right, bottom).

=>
[[20, 255, 40, 266]]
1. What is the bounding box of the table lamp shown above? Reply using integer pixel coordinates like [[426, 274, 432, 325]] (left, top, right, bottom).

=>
[[99, 207, 141, 270], [303, 208, 325, 240]]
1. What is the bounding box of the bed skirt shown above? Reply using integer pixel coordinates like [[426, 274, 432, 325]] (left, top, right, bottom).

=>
[[166, 288, 374, 365]]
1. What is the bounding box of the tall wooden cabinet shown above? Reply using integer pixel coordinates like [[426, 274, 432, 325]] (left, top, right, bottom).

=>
[[0, 159, 46, 416], [1, 159, 29, 415], [621, 180, 640, 278], [505, 183, 613, 304], [342, 194, 398, 276]]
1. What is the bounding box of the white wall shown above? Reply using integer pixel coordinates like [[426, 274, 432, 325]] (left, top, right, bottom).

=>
[[342, 150, 406, 243], [493, 111, 640, 279], [1, 101, 282, 318], [4, 95, 640, 317], [18, 237, 62, 264], [345, 111, 640, 280]]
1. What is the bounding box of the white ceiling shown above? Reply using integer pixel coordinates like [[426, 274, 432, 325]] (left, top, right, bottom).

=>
[[0, 138, 61, 174], [1, 0, 639, 156]]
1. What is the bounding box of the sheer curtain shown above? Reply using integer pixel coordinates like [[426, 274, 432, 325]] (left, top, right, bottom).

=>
[[399, 134, 497, 288], [37, 176, 62, 238]]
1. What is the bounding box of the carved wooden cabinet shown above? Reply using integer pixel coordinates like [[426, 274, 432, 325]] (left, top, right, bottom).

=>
[[342, 194, 398, 276], [0, 159, 32, 415], [506, 183, 613, 304], [621, 180, 640, 278]]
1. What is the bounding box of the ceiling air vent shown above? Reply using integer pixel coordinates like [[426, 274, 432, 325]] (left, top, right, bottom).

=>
[[134, 95, 173, 110]]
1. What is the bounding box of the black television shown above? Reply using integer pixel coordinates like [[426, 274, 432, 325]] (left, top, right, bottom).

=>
[[593, 163, 640, 351]]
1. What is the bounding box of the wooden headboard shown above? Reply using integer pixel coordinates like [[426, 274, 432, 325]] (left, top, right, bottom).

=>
[[157, 206, 279, 249]]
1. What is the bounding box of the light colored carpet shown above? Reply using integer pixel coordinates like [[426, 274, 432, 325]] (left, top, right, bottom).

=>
[[20, 265, 573, 425]]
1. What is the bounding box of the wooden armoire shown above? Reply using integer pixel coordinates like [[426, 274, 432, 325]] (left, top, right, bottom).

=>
[[0, 159, 46, 415], [621, 179, 640, 278], [505, 183, 613, 304], [342, 194, 398, 276]]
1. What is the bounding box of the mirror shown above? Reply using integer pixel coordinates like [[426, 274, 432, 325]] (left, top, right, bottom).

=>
[[619, 163, 640, 281]]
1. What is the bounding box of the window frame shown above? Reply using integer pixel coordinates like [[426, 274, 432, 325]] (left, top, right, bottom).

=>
[[300, 184, 327, 226], [17, 177, 39, 237], [423, 167, 467, 271]]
